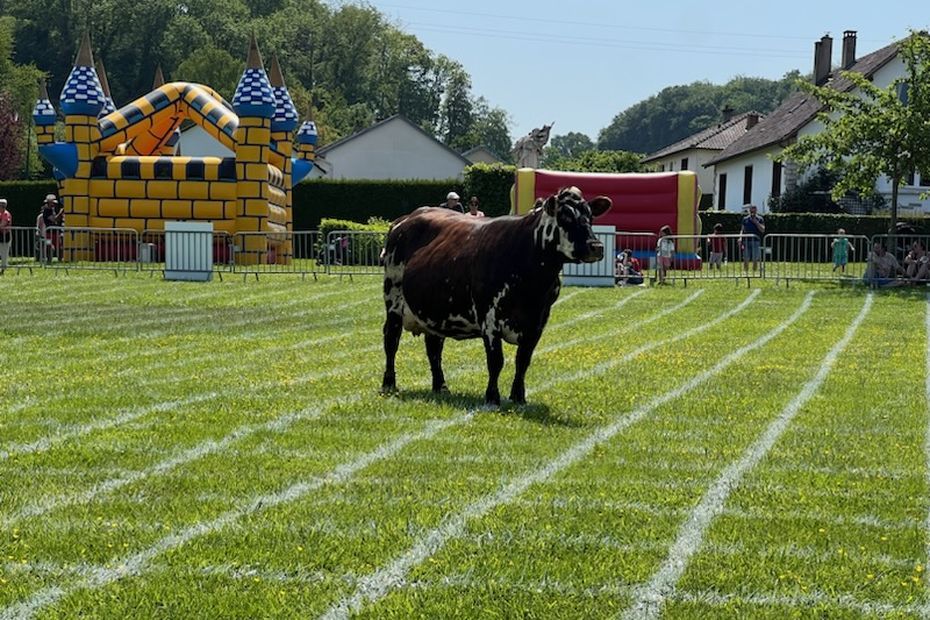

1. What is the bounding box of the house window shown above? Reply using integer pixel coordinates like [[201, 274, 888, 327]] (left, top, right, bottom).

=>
[[771, 161, 782, 198], [659, 164, 665, 172], [920, 171, 930, 187], [743, 165, 753, 205], [906, 170, 916, 186], [719, 173, 728, 210], [681, 157, 689, 171]]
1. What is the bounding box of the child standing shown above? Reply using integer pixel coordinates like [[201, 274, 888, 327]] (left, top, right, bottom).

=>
[[656, 225, 674, 284], [831, 228, 854, 273], [707, 223, 726, 270]]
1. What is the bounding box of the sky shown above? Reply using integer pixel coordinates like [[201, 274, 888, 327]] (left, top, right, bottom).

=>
[[369, 0, 929, 145]]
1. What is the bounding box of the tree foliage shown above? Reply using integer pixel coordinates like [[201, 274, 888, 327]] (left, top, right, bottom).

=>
[[545, 149, 644, 174], [1, 0, 510, 158], [779, 31, 930, 228], [598, 72, 801, 154]]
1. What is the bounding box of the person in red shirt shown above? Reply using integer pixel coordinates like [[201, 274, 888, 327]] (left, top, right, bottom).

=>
[[707, 223, 726, 270], [0, 198, 11, 274]]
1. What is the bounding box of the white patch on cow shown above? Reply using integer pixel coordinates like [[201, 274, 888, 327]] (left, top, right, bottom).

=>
[[483, 284, 521, 344]]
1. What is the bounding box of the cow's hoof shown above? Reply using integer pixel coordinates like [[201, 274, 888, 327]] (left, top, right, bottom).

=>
[[432, 383, 449, 394], [509, 389, 526, 405], [380, 384, 398, 396], [484, 391, 501, 407]]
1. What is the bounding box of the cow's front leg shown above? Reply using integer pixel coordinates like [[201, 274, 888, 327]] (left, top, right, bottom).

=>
[[381, 310, 403, 394], [482, 335, 504, 405], [510, 331, 542, 404], [424, 334, 448, 393]]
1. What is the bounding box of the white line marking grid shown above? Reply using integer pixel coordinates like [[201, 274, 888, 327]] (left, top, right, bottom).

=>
[[4, 285, 921, 618]]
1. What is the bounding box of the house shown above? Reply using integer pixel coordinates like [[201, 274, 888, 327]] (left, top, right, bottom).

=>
[[642, 111, 762, 209], [177, 123, 235, 158], [306, 114, 472, 181], [706, 31, 929, 213], [462, 145, 505, 165]]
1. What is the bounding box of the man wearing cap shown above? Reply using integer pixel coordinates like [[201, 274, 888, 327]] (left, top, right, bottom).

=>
[[441, 191, 465, 213], [0, 198, 11, 274]]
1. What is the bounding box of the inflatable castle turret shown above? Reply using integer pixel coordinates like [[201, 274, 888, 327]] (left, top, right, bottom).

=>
[[95, 58, 116, 117], [269, 54, 299, 259]]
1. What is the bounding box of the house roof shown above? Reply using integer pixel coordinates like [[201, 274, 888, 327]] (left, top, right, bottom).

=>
[[461, 145, 504, 162], [706, 40, 900, 167], [317, 114, 472, 165], [642, 112, 763, 162]]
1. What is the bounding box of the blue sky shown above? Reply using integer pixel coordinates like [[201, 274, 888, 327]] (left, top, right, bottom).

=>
[[371, 0, 928, 145]]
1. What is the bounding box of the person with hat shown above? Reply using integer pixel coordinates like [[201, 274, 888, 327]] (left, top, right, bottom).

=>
[[0, 198, 11, 274], [442, 191, 464, 213]]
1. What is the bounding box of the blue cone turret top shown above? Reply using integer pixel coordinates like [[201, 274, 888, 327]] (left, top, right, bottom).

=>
[[268, 54, 298, 132], [60, 32, 107, 116], [296, 119, 318, 145], [32, 79, 57, 126], [232, 36, 276, 118]]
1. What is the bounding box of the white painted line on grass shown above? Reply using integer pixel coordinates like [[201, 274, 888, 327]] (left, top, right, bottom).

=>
[[670, 587, 925, 617], [538, 289, 700, 355], [550, 288, 648, 331], [0, 415, 467, 620], [318, 291, 808, 620], [623, 294, 872, 620]]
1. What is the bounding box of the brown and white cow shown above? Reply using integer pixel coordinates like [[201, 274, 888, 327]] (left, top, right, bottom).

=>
[[380, 186, 611, 405]]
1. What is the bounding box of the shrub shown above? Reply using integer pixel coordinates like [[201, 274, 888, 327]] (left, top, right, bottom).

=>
[[463, 162, 516, 216]]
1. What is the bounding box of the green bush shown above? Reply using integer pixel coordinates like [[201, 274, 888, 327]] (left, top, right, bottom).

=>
[[0, 180, 58, 227], [463, 162, 516, 216], [699, 211, 928, 237], [317, 217, 390, 266]]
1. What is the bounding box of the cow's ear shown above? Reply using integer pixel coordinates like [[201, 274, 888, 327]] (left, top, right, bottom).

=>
[[544, 195, 558, 216], [589, 196, 612, 217]]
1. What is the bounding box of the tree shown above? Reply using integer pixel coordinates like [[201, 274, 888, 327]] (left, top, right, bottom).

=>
[[779, 32, 930, 232], [541, 132, 593, 166], [545, 150, 644, 173], [174, 45, 243, 100], [436, 56, 474, 150], [460, 97, 511, 161]]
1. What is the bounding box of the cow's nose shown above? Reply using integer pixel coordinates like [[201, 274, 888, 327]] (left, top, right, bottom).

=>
[[586, 239, 604, 261]]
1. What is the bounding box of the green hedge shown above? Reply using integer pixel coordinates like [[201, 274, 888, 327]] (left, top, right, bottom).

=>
[[316, 217, 390, 266], [699, 211, 928, 238], [463, 163, 517, 216], [0, 180, 58, 228]]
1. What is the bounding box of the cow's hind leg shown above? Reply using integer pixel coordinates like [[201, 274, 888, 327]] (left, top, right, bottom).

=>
[[381, 310, 402, 394], [509, 332, 542, 404], [424, 334, 448, 393], [482, 335, 504, 406]]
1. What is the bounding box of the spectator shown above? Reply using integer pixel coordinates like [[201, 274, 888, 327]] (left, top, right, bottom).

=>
[[615, 248, 643, 286], [0, 198, 11, 274], [466, 196, 485, 217], [40, 194, 59, 262], [656, 225, 674, 284], [904, 240, 929, 282], [831, 228, 854, 274], [740, 204, 765, 273], [442, 191, 464, 213], [707, 223, 726, 270], [864, 241, 906, 287]]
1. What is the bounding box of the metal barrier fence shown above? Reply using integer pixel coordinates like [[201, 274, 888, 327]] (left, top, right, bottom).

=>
[[139, 229, 234, 278], [764, 233, 870, 284], [232, 231, 324, 280], [44, 227, 140, 275], [870, 234, 930, 286], [656, 234, 765, 285], [324, 230, 386, 278], [1, 226, 43, 274]]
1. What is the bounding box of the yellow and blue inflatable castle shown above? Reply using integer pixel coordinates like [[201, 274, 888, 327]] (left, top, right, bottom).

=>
[[33, 33, 318, 264]]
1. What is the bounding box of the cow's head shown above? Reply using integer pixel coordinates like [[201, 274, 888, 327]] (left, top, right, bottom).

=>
[[535, 186, 611, 263]]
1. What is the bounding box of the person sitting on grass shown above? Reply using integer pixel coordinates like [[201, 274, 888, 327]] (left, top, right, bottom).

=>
[[615, 248, 643, 286], [903, 241, 929, 282], [864, 241, 906, 287], [656, 225, 674, 285], [831, 228, 854, 274]]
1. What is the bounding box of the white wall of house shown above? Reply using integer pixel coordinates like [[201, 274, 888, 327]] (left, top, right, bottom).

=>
[[712, 149, 783, 213], [177, 125, 235, 158], [651, 148, 716, 197], [308, 117, 467, 181]]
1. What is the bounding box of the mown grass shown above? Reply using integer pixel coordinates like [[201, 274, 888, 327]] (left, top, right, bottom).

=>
[[0, 271, 928, 618]]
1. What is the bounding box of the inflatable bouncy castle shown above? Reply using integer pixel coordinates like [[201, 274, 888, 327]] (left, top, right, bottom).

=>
[[33, 33, 317, 264], [511, 168, 702, 268]]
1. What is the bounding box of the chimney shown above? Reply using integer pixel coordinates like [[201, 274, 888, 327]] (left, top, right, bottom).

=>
[[721, 104, 735, 122], [746, 113, 760, 130], [842, 30, 857, 69], [813, 34, 833, 85]]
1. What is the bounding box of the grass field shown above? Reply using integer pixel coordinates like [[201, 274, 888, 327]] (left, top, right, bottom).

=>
[[0, 271, 928, 618]]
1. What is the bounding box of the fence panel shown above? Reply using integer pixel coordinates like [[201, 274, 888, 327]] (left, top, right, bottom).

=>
[[43, 227, 139, 274], [563, 228, 615, 286], [763, 233, 869, 284], [656, 233, 765, 284], [1, 226, 44, 273], [231, 231, 323, 279], [138, 229, 234, 277], [869, 233, 930, 286], [324, 230, 386, 277]]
